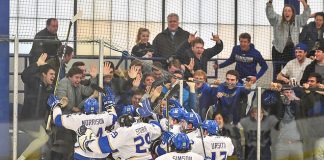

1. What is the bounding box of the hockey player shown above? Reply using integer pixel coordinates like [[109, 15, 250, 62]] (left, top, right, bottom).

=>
[[183, 112, 202, 139], [168, 107, 186, 134], [191, 120, 234, 160], [77, 102, 162, 160], [156, 133, 204, 160], [47, 95, 117, 159]]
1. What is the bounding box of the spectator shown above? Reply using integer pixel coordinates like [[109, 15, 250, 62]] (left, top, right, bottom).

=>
[[102, 61, 120, 97], [300, 73, 324, 116], [161, 70, 195, 112], [177, 35, 223, 74], [300, 12, 324, 54], [47, 45, 74, 80], [238, 106, 279, 160], [153, 13, 189, 68], [56, 66, 97, 114], [152, 59, 183, 87], [168, 58, 182, 73], [18, 53, 55, 160], [215, 33, 267, 112], [266, 0, 310, 81], [103, 61, 115, 86], [214, 112, 243, 160], [215, 33, 268, 83], [151, 61, 165, 87], [192, 70, 216, 119], [214, 70, 252, 124], [272, 85, 304, 160], [141, 73, 155, 93], [71, 61, 88, 84], [301, 40, 324, 84], [29, 18, 61, 64], [117, 89, 145, 116], [51, 66, 97, 159], [277, 43, 312, 85], [132, 28, 154, 58], [132, 28, 154, 74], [112, 60, 144, 110], [298, 73, 324, 159]]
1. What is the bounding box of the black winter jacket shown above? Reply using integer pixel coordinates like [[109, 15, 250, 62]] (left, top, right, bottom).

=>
[[20, 63, 54, 121], [29, 28, 61, 64], [300, 21, 324, 53], [153, 27, 189, 66]]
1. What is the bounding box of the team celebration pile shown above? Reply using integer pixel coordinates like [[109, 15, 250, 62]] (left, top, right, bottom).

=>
[[16, 0, 324, 160]]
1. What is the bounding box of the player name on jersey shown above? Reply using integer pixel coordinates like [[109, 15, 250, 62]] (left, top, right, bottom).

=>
[[172, 155, 193, 160], [135, 126, 148, 135], [81, 118, 104, 126], [211, 142, 226, 149]]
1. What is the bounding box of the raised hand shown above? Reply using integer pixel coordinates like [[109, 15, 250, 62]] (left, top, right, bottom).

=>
[[211, 33, 221, 43], [103, 62, 113, 76], [144, 51, 153, 58], [132, 73, 142, 88], [150, 85, 163, 99], [270, 82, 282, 91], [244, 80, 253, 89], [188, 31, 197, 43], [247, 76, 257, 84], [128, 66, 139, 79], [89, 65, 98, 78], [37, 53, 47, 66], [184, 58, 195, 72], [217, 92, 224, 98]]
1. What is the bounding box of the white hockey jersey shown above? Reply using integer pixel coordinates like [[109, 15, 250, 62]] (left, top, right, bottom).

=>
[[156, 151, 204, 160], [87, 122, 162, 160], [52, 107, 116, 159], [186, 129, 201, 140], [191, 136, 234, 160]]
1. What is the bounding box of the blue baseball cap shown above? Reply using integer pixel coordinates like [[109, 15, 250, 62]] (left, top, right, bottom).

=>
[[295, 43, 308, 52]]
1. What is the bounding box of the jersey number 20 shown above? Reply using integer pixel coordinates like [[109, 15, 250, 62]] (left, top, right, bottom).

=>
[[134, 133, 151, 153]]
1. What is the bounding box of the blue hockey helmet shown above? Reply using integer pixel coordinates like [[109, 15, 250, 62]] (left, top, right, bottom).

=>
[[171, 133, 191, 151], [184, 112, 201, 128], [84, 98, 99, 114], [201, 120, 219, 135], [169, 108, 185, 121]]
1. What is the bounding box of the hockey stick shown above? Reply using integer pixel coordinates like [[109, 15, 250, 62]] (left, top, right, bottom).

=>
[[46, 10, 83, 131], [191, 109, 207, 158], [165, 81, 180, 153]]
